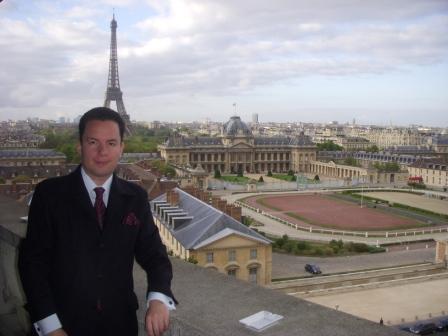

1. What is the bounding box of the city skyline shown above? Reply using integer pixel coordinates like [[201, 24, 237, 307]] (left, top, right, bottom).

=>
[[0, 0, 447, 126]]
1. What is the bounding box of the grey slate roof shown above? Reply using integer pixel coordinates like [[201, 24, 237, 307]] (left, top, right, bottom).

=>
[[222, 116, 252, 136], [0, 149, 66, 159], [434, 135, 448, 145], [151, 188, 271, 250], [162, 134, 315, 148], [409, 158, 447, 170], [163, 137, 223, 147]]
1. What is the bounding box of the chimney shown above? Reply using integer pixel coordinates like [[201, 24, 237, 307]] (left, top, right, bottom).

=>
[[166, 189, 173, 204], [211, 196, 221, 208], [171, 191, 180, 206], [225, 204, 232, 217], [230, 205, 242, 222], [217, 200, 227, 212]]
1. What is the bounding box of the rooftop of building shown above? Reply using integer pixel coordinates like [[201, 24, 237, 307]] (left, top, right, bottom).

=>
[[0, 194, 406, 335], [222, 116, 253, 137], [151, 188, 270, 250], [161, 134, 315, 148], [0, 148, 66, 159], [409, 158, 447, 170]]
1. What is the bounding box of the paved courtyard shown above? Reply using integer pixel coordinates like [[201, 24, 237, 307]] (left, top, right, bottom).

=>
[[306, 277, 448, 325]]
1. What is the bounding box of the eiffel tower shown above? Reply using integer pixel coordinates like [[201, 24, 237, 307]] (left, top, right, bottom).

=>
[[104, 13, 132, 135]]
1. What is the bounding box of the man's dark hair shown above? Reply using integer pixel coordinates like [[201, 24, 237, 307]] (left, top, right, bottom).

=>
[[79, 107, 125, 142]]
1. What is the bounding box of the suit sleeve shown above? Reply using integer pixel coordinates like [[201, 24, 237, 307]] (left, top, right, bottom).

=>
[[134, 193, 177, 304], [18, 183, 58, 322]]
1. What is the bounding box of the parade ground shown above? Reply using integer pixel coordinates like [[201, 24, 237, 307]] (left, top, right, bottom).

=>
[[243, 193, 423, 231]]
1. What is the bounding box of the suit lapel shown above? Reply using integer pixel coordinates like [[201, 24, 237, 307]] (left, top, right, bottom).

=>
[[103, 175, 135, 235]]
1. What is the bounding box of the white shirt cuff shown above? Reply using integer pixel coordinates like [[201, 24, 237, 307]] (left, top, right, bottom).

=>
[[34, 314, 62, 336], [147, 291, 176, 310]]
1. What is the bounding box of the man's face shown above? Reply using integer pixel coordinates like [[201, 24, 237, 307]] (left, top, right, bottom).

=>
[[77, 119, 124, 185]]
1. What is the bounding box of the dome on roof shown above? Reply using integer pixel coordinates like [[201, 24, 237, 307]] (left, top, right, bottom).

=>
[[222, 116, 252, 137]]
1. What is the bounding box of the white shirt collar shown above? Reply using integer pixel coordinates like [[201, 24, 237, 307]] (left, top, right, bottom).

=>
[[80, 167, 113, 206]]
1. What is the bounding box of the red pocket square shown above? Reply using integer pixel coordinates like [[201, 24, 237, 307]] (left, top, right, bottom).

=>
[[123, 212, 140, 227]]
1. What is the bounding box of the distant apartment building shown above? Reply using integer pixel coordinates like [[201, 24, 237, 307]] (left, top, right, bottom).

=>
[[334, 136, 371, 151], [432, 135, 448, 161], [309, 160, 408, 185], [0, 121, 45, 148], [360, 127, 430, 149], [0, 149, 66, 167], [317, 150, 436, 171], [159, 116, 317, 174], [151, 188, 272, 285], [407, 159, 448, 190]]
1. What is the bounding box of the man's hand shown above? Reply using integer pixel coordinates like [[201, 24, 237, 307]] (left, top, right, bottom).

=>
[[145, 300, 170, 336], [47, 329, 68, 336]]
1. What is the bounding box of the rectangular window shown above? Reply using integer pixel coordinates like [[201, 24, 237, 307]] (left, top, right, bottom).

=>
[[250, 249, 257, 259], [227, 269, 237, 277], [228, 250, 236, 262], [206, 252, 214, 263]]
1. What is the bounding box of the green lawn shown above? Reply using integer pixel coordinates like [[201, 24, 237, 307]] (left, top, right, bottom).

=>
[[219, 175, 250, 184], [271, 174, 319, 183], [272, 174, 296, 181]]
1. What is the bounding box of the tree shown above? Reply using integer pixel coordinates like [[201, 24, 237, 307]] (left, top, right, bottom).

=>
[[366, 145, 379, 153], [214, 169, 222, 178], [13, 175, 32, 183], [314, 175, 320, 181], [187, 256, 198, 264], [343, 157, 360, 167], [237, 166, 244, 177], [0, 177, 5, 184], [258, 176, 264, 182], [151, 160, 176, 178], [317, 140, 343, 151], [329, 239, 344, 253], [296, 241, 309, 250], [287, 170, 294, 176], [374, 162, 400, 172], [267, 170, 273, 177]]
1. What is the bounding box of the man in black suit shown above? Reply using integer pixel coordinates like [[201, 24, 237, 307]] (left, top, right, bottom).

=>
[[19, 107, 176, 336]]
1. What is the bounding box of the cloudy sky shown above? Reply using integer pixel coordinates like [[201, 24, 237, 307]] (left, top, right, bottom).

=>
[[1, 0, 447, 126]]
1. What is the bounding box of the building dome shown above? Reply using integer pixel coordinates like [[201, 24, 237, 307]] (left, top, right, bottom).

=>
[[222, 116, 252, 137]]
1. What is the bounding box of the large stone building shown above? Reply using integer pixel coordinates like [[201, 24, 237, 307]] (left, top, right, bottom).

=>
[[0, 149, 66, 167], [351, 127, 431, 149], [159, 116, 317, 174], [151, 188, 272, 285], [407, 158, 447, 190]]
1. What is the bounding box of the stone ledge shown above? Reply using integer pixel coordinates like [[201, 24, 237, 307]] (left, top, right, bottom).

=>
[[134, 258, 407, 336]]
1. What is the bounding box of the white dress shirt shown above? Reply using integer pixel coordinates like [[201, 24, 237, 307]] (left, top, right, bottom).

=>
[[34, 168, 175, 335]]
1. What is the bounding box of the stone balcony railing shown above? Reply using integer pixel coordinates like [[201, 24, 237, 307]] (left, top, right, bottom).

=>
[[0, 194, 407, 336]]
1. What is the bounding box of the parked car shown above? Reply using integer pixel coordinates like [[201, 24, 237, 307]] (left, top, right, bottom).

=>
[[409, 323, 437, 335], [436, 319, 448, 331], [398, 326, 411, 333], [305, 263, 321, 274]]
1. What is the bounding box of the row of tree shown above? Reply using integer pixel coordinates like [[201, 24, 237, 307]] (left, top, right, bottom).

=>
[[38, 126, 170, 164]]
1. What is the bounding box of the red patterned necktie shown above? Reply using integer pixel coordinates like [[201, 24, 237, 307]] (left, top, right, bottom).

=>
[[94, 187, 106, 229]]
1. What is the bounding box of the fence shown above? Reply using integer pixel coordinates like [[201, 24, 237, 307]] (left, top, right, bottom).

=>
[[235, 199, 448, 240]]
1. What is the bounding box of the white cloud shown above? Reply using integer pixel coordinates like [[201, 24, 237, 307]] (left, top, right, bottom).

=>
[[0, 0, 447, 124]]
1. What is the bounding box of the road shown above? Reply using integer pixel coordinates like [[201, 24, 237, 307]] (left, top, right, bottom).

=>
[[272, 247, 436, 278]]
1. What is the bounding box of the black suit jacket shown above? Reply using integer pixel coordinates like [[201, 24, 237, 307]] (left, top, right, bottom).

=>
[[19, 166, 175, 335]]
